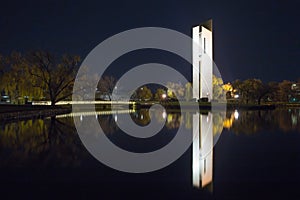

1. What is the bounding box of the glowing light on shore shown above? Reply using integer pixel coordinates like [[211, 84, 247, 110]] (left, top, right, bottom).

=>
[[162, 111, 167, 119], [32, 100, 135, 105], [234, 110, 239, 120]]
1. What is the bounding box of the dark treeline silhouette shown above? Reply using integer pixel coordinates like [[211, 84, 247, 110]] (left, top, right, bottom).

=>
[[229, 79, 300, 104], [1, 51, 299, 105]]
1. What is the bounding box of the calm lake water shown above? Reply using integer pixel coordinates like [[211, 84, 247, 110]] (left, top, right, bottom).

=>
[[0, 108, 300, 199]]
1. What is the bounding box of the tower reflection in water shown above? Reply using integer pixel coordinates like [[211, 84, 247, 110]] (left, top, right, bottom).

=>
[[193, 112, 214, 189]]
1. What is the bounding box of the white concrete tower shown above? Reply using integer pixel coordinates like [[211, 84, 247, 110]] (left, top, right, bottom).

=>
[[192, 20, 213, 101]]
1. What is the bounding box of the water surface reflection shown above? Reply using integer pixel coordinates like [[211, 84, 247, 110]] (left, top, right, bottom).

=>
[[225, 109, 300, 134], [1, 108, 299, 167], [0, 108, 300, 198]]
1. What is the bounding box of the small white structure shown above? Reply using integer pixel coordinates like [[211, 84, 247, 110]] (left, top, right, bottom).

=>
[[192, 20, 213, 101]]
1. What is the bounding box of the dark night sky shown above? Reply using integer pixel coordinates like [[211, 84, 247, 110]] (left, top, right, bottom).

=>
[[0, 0, 299, 83]]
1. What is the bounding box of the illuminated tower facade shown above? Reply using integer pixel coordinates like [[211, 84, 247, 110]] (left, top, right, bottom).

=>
[[192, 20, 213, 101], [192, 19, 214, 189], [192, 112, 213, 189]]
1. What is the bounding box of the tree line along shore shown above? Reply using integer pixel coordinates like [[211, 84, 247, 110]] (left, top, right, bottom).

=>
[[1, 51, 299, 112]]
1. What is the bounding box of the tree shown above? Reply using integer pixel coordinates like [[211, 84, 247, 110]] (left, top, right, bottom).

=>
[[154, 88, 167, 101], [0, 54, 8, 101], [264, 81, 279, 102], [213, 75, 225, 101], [0, 54, 5, 77], [0, 52, 40, 104], [278, 80, 293, 102], [0, 54, 8, 97], [233, 79, 264, 104], [74, 65, 100, 101], [26, 51, 80, 105], [185, 82, 192, 101], [222, 82, 233, 99], [132, 86, 152, 101], [256, 83, 272, 105], [166, 82, 185, 100], [232, 79, 243, 92], [97, 76, 116, 101], [8, 52, 27, 103]]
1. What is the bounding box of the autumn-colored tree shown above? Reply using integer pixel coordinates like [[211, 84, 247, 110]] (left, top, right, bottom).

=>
[[154, 88, 167, 101], [132, 86, 152, 101], [185, 82, 192, 101], [213, 75, 226, 101], [222, 82, 233, 99], [26, 51, 80, 105], [0, 52, 41, 103], [166, 82, 185, 100]]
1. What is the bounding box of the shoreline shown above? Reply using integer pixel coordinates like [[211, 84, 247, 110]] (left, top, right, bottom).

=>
[[0, 105, 72, 122], [0, 102, 299, 122], [135, 102, 279, 110]]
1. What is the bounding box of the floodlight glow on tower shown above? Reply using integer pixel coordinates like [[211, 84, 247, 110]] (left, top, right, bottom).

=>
[[192, 19, 214, 190], [192, 20, 213, 101], [193, 112, 213, 189]]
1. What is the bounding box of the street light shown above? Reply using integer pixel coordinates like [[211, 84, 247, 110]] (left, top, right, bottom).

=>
[[234, 94, 239, 99]]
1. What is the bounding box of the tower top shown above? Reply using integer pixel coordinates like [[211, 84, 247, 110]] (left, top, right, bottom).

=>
[[201, 19, 213, 32], [193, 19, 213, 32]]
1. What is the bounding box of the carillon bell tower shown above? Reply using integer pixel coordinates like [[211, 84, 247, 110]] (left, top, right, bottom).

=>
[[192, 19, 213, 101], [192, 19, 214, 190]]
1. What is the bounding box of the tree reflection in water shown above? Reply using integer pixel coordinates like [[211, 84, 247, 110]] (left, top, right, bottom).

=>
[[1, 108, 299, 168], [129, 109, 225, 136], [225, 109, 300, 134], [0, 117, 86, 167], [128, 108, 300, 135], [98, 114, 119, 134]]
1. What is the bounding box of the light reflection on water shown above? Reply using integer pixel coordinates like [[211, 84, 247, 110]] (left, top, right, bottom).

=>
[[1, 108, 300, 196], [1, 108, 300, 166], [1, 109, 300, 160]]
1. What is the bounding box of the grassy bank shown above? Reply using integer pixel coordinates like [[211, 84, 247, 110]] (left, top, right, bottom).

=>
[[0, 104, 72, 122]]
